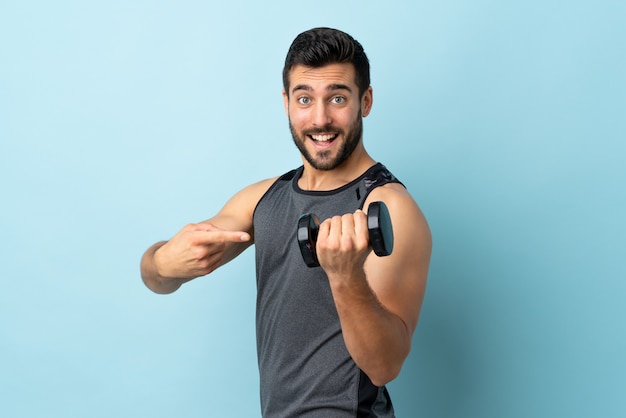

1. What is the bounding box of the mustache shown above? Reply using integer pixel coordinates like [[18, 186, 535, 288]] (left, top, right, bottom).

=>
[[302, 125, 344, 136]]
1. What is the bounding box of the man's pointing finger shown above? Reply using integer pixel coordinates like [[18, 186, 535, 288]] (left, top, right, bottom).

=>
[[196, 230, 251, 244]]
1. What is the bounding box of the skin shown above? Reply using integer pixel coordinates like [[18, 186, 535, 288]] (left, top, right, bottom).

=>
[[141, 62, 432, 387]]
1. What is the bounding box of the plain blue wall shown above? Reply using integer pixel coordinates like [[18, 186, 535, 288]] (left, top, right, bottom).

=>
[[1, 1, 624, 417]]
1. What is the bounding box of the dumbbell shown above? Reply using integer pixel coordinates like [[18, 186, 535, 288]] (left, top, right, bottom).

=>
[[297, 201, 394, 268]]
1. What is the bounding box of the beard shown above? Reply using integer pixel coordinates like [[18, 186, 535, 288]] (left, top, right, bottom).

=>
[[289, 111, 363, 171]]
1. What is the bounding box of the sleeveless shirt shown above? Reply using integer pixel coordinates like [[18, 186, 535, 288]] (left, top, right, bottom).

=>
[[253, 163, 403, 418]]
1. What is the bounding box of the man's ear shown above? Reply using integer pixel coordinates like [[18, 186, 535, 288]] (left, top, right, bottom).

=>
[[361, 86, 373, 117], [282, 89, 289, 116]]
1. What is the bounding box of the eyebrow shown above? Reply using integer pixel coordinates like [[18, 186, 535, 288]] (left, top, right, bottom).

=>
[[291, 83, 353, 95]]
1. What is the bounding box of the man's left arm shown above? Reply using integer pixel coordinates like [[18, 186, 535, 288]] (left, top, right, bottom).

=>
[[317, 184, 432, 387]]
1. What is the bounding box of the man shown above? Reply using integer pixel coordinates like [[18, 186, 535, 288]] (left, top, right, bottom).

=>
[[141, 27, 431, 417]]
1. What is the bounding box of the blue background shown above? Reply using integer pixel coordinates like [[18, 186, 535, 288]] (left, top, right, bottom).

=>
[[1, 1, 625, 417]]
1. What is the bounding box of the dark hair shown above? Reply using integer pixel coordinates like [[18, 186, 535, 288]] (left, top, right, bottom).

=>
[[282, 27, 370, 98]]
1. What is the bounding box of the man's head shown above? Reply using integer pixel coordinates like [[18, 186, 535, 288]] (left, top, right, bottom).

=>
[[282, 29, 373, 172], [283, 28, 370, 99]]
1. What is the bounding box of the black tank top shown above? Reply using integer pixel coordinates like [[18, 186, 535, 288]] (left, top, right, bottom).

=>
[[253, 163, 403, 417]]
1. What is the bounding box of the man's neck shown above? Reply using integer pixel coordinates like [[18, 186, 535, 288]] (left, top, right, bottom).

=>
[[298, 148, 376, 191]]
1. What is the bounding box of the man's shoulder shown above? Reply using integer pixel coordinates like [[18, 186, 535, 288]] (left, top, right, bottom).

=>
[[241, 177, 280, 200], [238, 167, 302, 209]]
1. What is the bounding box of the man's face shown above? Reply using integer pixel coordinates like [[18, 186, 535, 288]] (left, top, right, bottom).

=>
[[283, 63, 372, 171]]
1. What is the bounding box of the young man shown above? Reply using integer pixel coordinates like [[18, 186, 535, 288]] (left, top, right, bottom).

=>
[[141, 27, 431, 417]]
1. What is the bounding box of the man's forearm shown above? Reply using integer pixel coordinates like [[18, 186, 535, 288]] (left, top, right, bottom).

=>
[[329, 271, 412, 387]]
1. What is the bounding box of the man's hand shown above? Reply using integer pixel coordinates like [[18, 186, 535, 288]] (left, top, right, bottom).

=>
[[141, 222, 251, 294], [315, 210, 371, 280], [155, 223, 250, 280]]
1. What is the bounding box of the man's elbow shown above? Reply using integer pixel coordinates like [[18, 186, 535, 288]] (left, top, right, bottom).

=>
[[368, 366, 401, 388], [366, 358, 405, 387], [142, 274, 183, 295], [365, 332, 412, 386]]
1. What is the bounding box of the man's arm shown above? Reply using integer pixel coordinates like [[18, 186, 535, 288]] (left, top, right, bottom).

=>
[[316, 183, 432, 386], [140, 178, 276, 294]]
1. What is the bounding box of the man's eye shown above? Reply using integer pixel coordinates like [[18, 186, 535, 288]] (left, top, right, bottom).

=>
[[297, 97, 311, 105], [331, 96, 345, 104]]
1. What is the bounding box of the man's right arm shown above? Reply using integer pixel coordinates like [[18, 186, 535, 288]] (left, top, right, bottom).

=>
[[140, 178, 276, 294]]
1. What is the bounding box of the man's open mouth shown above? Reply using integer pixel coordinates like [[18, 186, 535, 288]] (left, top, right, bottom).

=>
[[309, 133, 338, 143]]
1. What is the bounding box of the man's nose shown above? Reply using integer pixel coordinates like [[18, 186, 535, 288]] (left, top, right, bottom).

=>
[[312, 102, 332, 127]]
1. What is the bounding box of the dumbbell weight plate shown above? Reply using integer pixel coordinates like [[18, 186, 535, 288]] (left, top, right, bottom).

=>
[[367, 201, 394, 257], [297, 214, 320, 267]]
